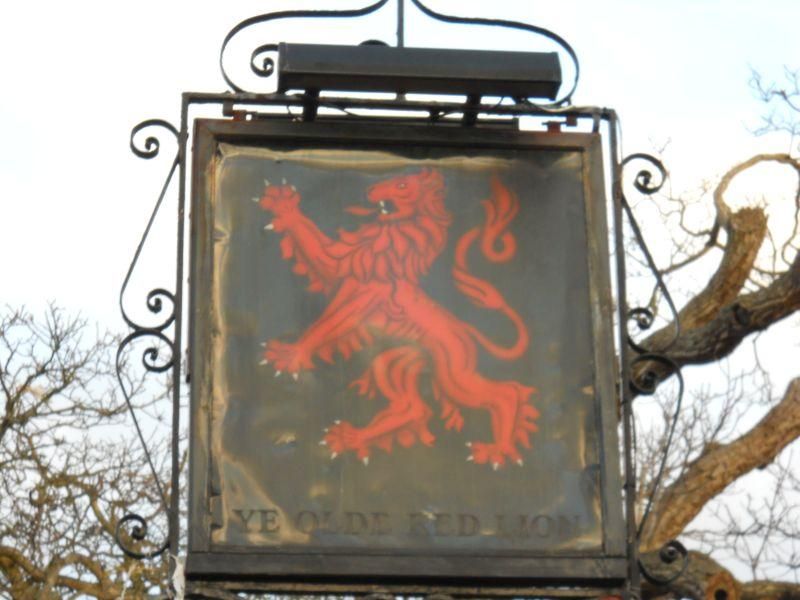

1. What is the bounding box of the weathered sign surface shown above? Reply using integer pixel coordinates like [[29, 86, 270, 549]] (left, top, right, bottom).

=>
[[187, 120, 624, 583]]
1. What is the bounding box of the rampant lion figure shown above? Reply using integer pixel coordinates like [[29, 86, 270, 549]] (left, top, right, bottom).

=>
[[256, 168, 537, 469]]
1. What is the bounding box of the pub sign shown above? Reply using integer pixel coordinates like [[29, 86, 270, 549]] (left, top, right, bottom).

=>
[[187, 119, 625, 584]]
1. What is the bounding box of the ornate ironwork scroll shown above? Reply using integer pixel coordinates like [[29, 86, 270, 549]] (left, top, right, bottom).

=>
[[218, 0, 579, 106], [219, 0, 392, 93], [406, 0, 580, 106], [639, 540, 690, 587], [115, 119, 179, 560], [618, 153, 689, 587]]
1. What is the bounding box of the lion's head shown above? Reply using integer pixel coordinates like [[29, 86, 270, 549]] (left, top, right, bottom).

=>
[[365, 168, 450, 224], [334, 168, 452, 284]]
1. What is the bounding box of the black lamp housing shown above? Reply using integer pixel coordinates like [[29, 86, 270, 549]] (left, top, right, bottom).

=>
[[277, 42, 562, 99]]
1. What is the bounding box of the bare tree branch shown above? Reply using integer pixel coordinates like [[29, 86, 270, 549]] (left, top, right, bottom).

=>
[[641, 377, 800, 550], [632, 154, 800, 389], [0, 306, 171, 598]]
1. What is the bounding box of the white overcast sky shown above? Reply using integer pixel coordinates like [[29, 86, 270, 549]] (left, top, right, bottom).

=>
[[2, 0, 799, 581]]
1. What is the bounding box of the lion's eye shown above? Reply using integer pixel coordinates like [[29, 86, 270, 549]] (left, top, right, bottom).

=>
[[397, 182, 407, 189]]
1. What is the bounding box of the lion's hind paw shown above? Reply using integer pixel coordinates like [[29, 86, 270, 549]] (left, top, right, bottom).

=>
[[466, 442, 525, 470], [322, 418, 435, 463], [323, 421, 369, 459]]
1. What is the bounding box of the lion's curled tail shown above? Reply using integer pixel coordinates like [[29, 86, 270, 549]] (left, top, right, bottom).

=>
[[453, 177, 529, 360]]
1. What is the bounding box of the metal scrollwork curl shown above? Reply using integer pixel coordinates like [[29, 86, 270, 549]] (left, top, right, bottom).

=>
[[629, 353, 682, 398], [620, 153, 679, 353], [118, 328, 175, 375], [143, 287, 176, 333], [219, 0, 392, 93], [639, 540, 690, 586], [115, 513, 169, 560], [629, 307, 655, 331], [141, 336, 174, 373], [130, 119, 179, 160], [626, 307, 656, 355], [621, 153, 667, 196], [250, 43, 279, 78]]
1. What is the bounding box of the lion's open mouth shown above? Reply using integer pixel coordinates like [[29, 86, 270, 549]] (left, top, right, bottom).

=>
[[345, 199, 396, 217]]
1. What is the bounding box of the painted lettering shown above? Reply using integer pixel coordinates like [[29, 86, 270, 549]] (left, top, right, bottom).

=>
[[294, 510, 319, 534], [258, 509, 280, 533], [458, 513, 480, 536], [233, 509, 257, 531]]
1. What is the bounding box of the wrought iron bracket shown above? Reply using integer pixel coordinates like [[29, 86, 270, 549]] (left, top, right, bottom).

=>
[[113, 2, 689, 598], [219, 0, 580, 107], [616, 151, 688, 592], [115, 119, 180, 561]]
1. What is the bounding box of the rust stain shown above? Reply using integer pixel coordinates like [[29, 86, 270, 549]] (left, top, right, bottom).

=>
[[273, 432, 296, 446]]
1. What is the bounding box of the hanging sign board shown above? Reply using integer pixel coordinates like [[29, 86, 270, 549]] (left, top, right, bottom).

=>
[[187, 119, 625, 586]]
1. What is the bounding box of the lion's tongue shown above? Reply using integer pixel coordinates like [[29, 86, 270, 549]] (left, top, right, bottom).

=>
[[345, 205, 379, 216]]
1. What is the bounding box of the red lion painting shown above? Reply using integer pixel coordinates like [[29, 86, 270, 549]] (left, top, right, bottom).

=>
[[256, 168, 537, 469]]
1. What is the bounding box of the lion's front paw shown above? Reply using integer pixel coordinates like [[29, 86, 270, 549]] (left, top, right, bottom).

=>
[[257, 182, 301, 231], [261, 339, 313, 377]]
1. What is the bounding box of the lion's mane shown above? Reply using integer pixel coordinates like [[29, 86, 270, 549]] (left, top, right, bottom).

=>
[[326, 168, 452, 285]]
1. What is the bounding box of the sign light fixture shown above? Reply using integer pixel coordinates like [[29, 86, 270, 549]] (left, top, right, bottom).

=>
[[277, 42, 562, 99]]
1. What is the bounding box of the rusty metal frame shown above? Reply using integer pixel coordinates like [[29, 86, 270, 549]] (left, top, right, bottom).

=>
[[186, 118, 624, 591]]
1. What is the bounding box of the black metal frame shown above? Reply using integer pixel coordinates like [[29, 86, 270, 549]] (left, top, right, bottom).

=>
[[114, 1, 689, 598]]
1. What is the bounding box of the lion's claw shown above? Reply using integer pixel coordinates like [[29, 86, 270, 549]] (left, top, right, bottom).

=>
[[324, 421, 369, 460], [262, 339, 313, 375], [322, 418, 434, 463], [258, 183, 301, 231], [467, 441, 522, 470]]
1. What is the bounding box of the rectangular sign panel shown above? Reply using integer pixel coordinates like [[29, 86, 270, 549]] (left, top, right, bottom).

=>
[[187, 119, 624, 585]]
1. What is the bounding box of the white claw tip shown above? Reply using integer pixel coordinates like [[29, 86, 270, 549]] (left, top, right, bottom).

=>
[[492, 462, 499, 471], [334, 419, 341, 424], [319, 440, 327, 446], [516, 459, 524, 467], [466, 456, 474, 462], [274, 370, 281, 378], [264, 223, 275, 230], [252, 196, 261, 203], [292, 372, 298, 381], [281, 177, 287, 185], [362, 457, 369, 466], [290, 184, 297, 191], [264, 179, 270, 186], [259, 359, 268, 366], [260, 342, 267, 347], [465, 442, 472, 447], [330, 452, 338, 460], [323, 428, 329, 433]]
